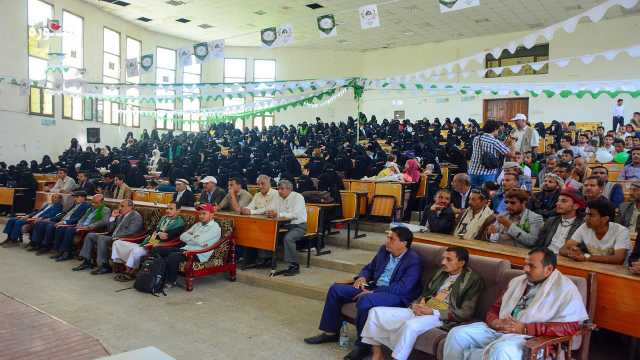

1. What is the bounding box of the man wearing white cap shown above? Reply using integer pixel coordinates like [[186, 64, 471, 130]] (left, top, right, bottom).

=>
[[510, 113, 540, 154], [199, 176, 226, 206], [173, 178, 195, 207]]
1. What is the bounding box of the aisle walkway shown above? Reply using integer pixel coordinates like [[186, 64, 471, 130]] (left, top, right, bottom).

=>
[[0, 292, 110, 360]]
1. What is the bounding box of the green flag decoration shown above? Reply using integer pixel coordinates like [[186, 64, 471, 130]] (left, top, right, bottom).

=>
[[317, 14, 337, 38]]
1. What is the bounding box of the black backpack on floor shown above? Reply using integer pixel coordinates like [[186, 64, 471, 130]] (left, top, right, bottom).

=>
[[134, 256, 167, 296]]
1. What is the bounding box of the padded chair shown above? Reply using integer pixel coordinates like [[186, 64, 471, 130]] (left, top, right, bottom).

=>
[[302, 205, 321, 267], [330, 192, 358, 249], [178, 219, 236, 291]]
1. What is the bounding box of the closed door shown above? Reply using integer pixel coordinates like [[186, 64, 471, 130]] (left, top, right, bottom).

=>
[[483, 98, 529, 123]]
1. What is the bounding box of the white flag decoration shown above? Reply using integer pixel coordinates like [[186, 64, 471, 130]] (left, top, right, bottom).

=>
[[276, 24, 294, 47], [359, 4, 380, 29], [178, 47, 193, 67], [208, 39, 225, 60], [126, 58, 139, 78], [439, 0, 480, 13]]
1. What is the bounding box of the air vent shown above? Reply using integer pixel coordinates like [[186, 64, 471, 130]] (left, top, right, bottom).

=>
[[166, 0, 186, 5], [337, 39, 349, 44], [198, 23, 213, 29], [254, 10, 267, 15], [137, 17, 152, 22], [176, 18, 191, 23], [474, 18, 491, 24], [306, 3, 324, 9], [113, 0, 130, 6]]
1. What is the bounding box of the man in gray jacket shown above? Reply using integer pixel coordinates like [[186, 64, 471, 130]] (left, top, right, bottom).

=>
[[536, 189, 586, 254], [73, 199, 144, 275], [486, 189, 543, 248], [616, 181, 640, 232]]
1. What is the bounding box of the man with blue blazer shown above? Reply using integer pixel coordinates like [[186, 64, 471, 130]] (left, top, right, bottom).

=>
[[2, 194, 64, 248], [34, 191, 91, 255], [304, 226, 423, 360]]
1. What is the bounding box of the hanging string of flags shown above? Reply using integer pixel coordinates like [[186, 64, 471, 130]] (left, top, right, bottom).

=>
[[387, 0, 640, 83]]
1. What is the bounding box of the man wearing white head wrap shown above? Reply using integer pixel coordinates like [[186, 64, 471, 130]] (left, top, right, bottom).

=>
[[444, 248, 588, 360], [173, 178, 195, 207]]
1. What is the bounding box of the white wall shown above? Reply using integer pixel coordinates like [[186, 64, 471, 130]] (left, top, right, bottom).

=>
[[0, 0, 638, 164], [0, 0, 363, 164], [359, 14, 640, 124]]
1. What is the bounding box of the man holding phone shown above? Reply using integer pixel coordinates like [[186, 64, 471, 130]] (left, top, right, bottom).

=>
[[304, 227, 423, 360]]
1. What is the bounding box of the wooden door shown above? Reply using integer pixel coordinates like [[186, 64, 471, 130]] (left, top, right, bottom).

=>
[[483, 98, 529, 124]]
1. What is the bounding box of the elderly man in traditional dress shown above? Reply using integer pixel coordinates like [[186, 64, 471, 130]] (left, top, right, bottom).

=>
[[112, 201, 185, 281], [443, 248, 588, 360], [454, 189, 495, 241], [361, 247, 484, 360]]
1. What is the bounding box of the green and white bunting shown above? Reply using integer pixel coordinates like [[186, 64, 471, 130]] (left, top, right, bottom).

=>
[[140, 54, 154, 73], [317, 14, 337, 38], [261, 27, 278, 48]]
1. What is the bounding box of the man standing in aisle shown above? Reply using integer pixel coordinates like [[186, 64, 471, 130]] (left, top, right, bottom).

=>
[[510, 114, 539, 154], [468, 120, 515, 188], [613, 98, 625, 131]]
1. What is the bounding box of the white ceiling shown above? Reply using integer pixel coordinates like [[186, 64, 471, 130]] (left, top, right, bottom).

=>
[[82, 0, 640, 51]]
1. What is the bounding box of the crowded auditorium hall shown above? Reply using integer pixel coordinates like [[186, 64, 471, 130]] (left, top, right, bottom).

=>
[[1, 0, 640, 359]]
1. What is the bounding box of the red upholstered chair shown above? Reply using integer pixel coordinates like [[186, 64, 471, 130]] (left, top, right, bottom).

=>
[[179, 219, 235, 291]]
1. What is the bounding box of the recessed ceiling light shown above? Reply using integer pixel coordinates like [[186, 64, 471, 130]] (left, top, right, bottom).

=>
[[176, 18, 191, 23], [166, 0, 186, 5], [306, 3, 324, 9], [137, 17, 152, 22], [198, 23, 213, 29], [254, 10, 267, 15]]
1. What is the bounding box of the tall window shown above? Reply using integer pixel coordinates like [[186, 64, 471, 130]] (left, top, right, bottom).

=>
[[124, 37, 141, 127], [223, 58, 246, 130], [28, 0, 54, 116], [62, 10, 83, 121], [486, 44, 549, 78], [101, 27, 121, 124], [182, 58, 201, 132], [156, 47, 176, 129], [252, 59, 276, 130]]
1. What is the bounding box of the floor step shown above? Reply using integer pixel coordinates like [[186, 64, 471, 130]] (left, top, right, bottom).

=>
[[236, 266, 354, 301], [324, 229, 388, 252], [296, 245, 373, 273]]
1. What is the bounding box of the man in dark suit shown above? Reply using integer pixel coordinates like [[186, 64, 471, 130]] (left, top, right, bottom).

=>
[[173, 178, 195, 207], [73, 199, 144, 274], [76, 171, 96, 196], [304, 226, 423, 360], [450, 173, 471, 214]]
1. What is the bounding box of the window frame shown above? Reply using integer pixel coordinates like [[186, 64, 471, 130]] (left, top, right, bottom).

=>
[[123, 36, 142, 128], [61, 9, 85, 121], [155, 46, 177, 130], [181, 57, 202, 132], [252, 58, 276, 130], [27, 0, 55, 117], [223, 58, 247, 130], [101, 26, 122, 125]]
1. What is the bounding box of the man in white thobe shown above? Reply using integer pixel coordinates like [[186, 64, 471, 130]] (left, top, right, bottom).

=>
[[361, 247, 484, 360]]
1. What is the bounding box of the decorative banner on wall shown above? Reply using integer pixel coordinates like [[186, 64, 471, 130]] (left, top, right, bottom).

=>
[[261, 27, 278, 48], [125, 58, 139, 78], [47, 19, 62, 34], [276, 24, 294, 47], [439, 0, 480, 13], [359, 4, 380, 29], [317, 14, 337, 38], [140, 54, 154, 73], [208, 39, 225, 59], [178, 47, 193, 67], [193, 42, 209, 63]]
